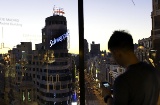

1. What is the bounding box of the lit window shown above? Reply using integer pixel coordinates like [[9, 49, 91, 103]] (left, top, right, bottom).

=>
[[23, 92, 25, 101]]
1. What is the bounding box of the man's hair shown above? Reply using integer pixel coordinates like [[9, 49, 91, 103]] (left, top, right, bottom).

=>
[[108, 30, 134, 51]]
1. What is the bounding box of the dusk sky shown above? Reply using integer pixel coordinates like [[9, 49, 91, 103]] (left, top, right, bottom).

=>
[[0, 0, 152, 54]]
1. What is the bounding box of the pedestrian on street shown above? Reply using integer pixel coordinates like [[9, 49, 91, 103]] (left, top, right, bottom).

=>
[[104, 30, 160, 105]]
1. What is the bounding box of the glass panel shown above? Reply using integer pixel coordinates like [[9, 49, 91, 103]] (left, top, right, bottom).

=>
[[0, 0, 79, 105], [84, 0, 159, 105]]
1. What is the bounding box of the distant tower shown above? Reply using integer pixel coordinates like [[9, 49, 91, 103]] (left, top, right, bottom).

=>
[[84, 39, 89, 61], [90, 41, 100, 58], [151, 0, 160, 65]]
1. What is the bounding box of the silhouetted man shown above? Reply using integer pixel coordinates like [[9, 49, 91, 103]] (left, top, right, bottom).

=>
[[104, 30, 160, 105]]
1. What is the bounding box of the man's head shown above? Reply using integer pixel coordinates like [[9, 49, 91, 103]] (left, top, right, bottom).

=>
[[108, 30, 135, 67]]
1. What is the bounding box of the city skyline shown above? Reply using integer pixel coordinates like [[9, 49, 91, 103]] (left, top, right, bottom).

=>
[[0, 0, 152, 54]]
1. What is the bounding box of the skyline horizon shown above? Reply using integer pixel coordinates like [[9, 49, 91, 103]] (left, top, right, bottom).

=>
[[0, 33, 149, 55], [0, 0, 152, 54]]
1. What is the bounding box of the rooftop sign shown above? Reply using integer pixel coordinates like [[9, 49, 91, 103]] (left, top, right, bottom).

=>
[[53, 5, 65, 16], [50, 31, 69, 47]]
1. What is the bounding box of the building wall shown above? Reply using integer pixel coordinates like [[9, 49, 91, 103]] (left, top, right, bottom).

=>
[[35, 43, 43, 50], [10, 14, 73, 105], [135, 37, 152, 62], [107, 65, 125, 85], [84, 39, 89, 62], [42, 15, 68, 50], [90, 41, 100, 58], [151, 0, 160, 66], [35, 14, 72, 105]]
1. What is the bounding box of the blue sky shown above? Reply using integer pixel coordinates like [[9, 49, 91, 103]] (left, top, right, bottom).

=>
[[0, 0, 152, 54]]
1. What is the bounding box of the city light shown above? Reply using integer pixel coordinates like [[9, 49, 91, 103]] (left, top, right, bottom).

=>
[[72, 102, 77, 105]]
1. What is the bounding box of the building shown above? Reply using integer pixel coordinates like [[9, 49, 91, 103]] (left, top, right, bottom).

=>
[[97, 51, 107, 82], [35, 43, 43, 50], [90, 41, 100, 58], [10, 42, 32, 63], [0, 58, 5, 105], [135, 37, 152, 62], [10, 8, 73, 105], [10, 42, 34, 105], [84, 39, 89, 62], [151, 0, 160, 66], [33, 8, 72, 105]]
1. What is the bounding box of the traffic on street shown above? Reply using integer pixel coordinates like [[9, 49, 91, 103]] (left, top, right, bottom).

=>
[[84, 70, 106, 105]]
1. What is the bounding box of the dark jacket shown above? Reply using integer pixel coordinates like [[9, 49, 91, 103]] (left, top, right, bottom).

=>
[[112, 62, 160, 105]]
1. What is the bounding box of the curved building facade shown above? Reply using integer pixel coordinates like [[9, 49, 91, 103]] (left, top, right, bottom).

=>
[[9, 9, 72, 105], [36, 14, 72, 105]]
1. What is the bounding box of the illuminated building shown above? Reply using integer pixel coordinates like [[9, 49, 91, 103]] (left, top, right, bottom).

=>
[[10, 7, 73, 105], [135, 37, 152, 62], [10, 42, 35, 105], [11, 7, 72, 105], [34, 7, 72, 105]]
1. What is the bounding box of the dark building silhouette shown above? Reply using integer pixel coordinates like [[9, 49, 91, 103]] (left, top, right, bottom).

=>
[[84, 39, 89, 61], [42, 15, 68, 50], [90, 41, 100, 58], [0, 60, 5, 101]]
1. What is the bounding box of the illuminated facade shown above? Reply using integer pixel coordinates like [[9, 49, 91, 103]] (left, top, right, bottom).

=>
[[135, 37, 152, 62], [34, 9, 72, 105], [11, 8, 73, 105], [8, 42, 36, 105]]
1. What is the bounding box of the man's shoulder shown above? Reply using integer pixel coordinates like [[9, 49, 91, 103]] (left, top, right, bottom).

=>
[[114, 62, 150, 82], [128, 62, 150, 69], [127, 62, 157, 73]]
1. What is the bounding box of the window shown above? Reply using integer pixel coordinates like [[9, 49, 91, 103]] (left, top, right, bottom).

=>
[[37, 68, 39, 72], [42, 76, 46, 81], [33, 74, 35, 78], [44, 69, 46, 72], [33, 68, 35, 71], [33, 62, 35, 65]]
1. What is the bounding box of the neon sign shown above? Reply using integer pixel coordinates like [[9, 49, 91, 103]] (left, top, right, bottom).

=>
[[50, 31, 69, 47]]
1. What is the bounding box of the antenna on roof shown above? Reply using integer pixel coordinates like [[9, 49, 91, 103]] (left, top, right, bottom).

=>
[[53, 5, 65, 16], [53, 5, 56, 15]]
